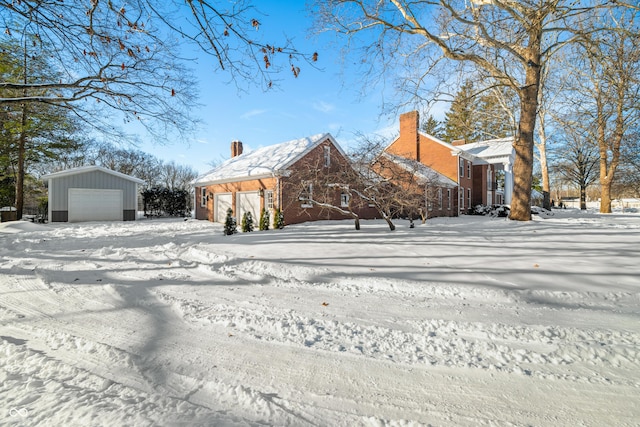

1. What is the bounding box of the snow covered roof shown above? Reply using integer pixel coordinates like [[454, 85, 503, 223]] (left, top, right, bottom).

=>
[[457, 137, 514, 163], [41, 165, 145, 184], [381, 152, 458, 188], [193, 133, 341, 186]]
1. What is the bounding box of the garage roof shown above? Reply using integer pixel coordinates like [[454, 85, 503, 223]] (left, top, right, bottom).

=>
[[193, 133, 343, 186], [41, 165, 145, 184]]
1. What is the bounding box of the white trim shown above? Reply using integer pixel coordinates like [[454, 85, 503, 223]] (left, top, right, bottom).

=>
[[42, 165, 144, 184]]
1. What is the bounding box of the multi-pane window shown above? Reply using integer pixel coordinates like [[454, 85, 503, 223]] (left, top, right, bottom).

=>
[[467, 162, 471, 179], [200, 188, 207, 207], [437, 188, 443, 209], [459, 190, 464, 211], [459, 158, 464, 176], [323, 146, 331, 167], [266, 190, 274, 210], [467, 188, 472, 209], [447, 189, 452, 210], [340, 193, 350, 207], [300, 182, 313, 207]]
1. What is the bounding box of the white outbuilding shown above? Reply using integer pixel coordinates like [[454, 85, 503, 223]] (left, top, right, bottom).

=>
[[42, 166, 144, 222]]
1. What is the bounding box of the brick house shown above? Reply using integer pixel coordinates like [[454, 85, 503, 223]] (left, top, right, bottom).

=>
[[374, 151, 459, 220], [193, 133, 378, 226], [385, 111, 514, 214]]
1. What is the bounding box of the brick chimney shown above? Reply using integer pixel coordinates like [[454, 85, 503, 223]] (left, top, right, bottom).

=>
[[231, 140, 243, 157], [398, 111, 420, 160], [452, 139, 466, 146]]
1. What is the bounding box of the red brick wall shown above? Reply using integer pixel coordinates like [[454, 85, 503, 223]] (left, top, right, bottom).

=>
[[281, 139, 378, 225], [418, 135, 460, 183], [196, 137, 378, 226], [195, 177, 277, 221]]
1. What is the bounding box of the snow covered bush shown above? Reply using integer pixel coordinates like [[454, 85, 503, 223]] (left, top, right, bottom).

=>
[[259, 208, 270, 231], [241, 211, 254, 232], [224, 208, 237, 235]]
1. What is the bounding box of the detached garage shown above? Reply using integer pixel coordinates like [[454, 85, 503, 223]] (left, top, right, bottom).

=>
[[42, 166, 144, 222]]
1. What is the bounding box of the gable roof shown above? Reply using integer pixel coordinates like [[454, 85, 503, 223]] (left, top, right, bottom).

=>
[[41, 165, 145, 184], [456, 137, 514, 164], [193, 133, 343, 186], [381, 152, 458, 188]]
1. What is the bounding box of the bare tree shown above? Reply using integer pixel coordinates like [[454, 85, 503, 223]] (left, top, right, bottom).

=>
[[285, 149, 366, 230], [569, 12, 640, 213], [0, 1, 312, 138], [314, 0, 634, 221], [550, 124, 599, 210], [160, 161, 199, 191]]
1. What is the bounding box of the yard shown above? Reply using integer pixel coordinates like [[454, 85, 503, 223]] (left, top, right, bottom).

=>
[[1, 210, 639, 426]]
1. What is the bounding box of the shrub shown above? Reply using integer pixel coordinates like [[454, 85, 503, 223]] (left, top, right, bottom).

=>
[[224, 208, 237, 235], [259, 208, 270, 231], [241, 211, 254, 232], [142, 187, 189, 217], [273, 208, 285, 229]]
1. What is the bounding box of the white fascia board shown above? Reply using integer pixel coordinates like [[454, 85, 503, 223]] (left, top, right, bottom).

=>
[[193, 173, 275, 187]]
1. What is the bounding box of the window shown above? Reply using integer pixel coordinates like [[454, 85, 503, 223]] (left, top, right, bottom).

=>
[[459, 190, 464, 211], [266, 190, 274, 210], [459, 158, 464, 177], [437, 188, 443, 209], [200, 188, 207, 207], [467, 161, 471, 179], [340, 193, 350, 207], [323, 145, 331, 167], [487, 168, 492, 188], [300, 182, 313, 208], [447, 189, 452, 210], [467, 188, 472, 209]]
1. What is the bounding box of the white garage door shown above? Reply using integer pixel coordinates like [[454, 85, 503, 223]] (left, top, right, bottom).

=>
[[214, 193, 232, 223], [68, 188, 123, 222], [237, 192, 260, 223]]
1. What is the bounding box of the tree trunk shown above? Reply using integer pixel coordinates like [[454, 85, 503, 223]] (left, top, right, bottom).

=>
[[538, 133, 551, 210], [15, 105, 27, 220], [383, 215, 396, 231], [509, 30, 541, 221], [580, 184, 587, 210], [510, 90, 537, 220], [600, 180, 612, 213], [354, 216, 360, 230]]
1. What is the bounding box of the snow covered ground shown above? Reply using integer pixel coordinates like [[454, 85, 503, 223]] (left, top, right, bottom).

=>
[[1, 210, 639, 426]]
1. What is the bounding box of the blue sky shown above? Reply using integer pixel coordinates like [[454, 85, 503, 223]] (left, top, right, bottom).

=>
[[138, 2, 416, 174]]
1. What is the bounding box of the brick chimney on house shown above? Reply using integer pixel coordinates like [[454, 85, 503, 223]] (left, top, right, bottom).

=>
[[398, 111, 420, 160], [452, 139, 466, 146], [231, 140, 243, 157]]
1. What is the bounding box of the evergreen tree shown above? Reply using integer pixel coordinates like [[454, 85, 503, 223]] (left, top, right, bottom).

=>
[[259, 208, 270, 231], [224, 208, 237, 235], [0, 38, 82, 218], [421, 114, 445, 139], [273, 208, 285, 229], [241, 211, 254, 232], [444, 80, 476, 143], [475, 87, 514, 140], [443, 80, 514, 143]]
